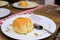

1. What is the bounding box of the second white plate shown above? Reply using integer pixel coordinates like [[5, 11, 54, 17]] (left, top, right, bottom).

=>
[[13, 1, 38, 9], [0, 8, 10, 18]]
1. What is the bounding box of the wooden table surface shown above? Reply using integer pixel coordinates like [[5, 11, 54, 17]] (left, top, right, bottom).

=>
[[0, 4, 60, 40]]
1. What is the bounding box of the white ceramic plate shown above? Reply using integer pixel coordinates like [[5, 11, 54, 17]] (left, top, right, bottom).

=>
[[0, 1, 8, 7], [0, 8, 10, 18], [1, 14, 56, 40], [13, 1, 38, 9]]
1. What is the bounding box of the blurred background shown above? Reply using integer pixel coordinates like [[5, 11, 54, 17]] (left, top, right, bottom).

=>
[[1, 0, 59, 5]]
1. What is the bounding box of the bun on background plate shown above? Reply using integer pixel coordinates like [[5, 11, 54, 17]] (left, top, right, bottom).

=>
[[18, 1, 28, 7]]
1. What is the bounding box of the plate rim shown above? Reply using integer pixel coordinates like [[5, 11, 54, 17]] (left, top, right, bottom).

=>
[[0, 8, 11, 18], [0, 1, 8, 7]]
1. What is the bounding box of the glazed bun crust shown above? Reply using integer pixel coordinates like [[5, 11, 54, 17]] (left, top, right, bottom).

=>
[[12, 17, 34, 34], [18, 1, 28, 7]]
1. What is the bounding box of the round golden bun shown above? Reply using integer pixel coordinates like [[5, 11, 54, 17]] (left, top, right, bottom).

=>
[[18, 1, 28, 7], [12, 17, 34, 34]]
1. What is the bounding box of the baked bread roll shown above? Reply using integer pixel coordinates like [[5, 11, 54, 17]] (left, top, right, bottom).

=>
[[12, 17, 34, 34], [18, 1, 28, 7]]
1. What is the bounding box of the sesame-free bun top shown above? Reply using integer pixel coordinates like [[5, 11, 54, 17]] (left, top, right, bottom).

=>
[[18, 1, 28, 7], [12, 17, 34, 34]]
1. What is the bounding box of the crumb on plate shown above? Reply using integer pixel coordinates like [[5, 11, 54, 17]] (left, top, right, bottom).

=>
[[34, 33, 39, 36]]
